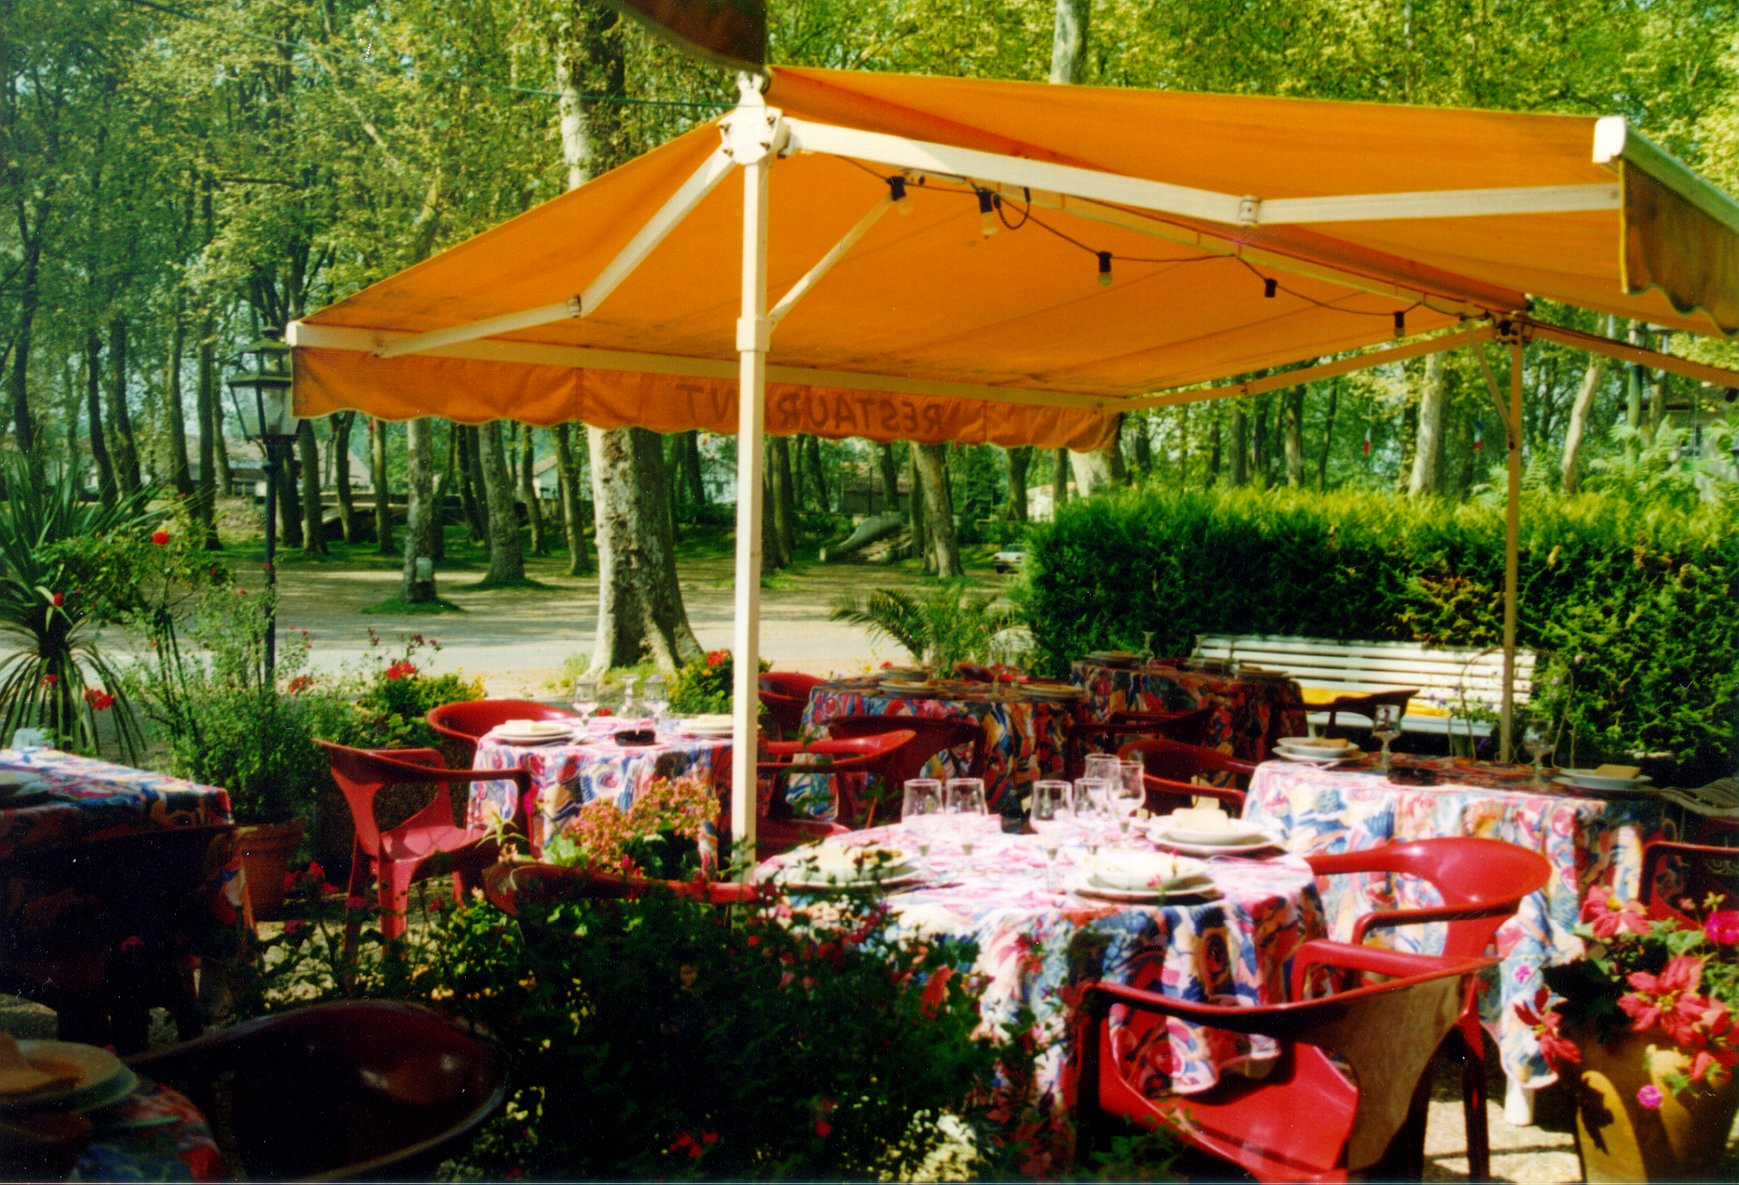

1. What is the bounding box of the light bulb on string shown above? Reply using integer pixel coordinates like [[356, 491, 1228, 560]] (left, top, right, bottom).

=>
[[1392, 310, 1406, 340], [1097, 251, 1113, 288], [1263, 277, 1277, 299], [977, 189, 998, 237], [887, 175, 912, 215]]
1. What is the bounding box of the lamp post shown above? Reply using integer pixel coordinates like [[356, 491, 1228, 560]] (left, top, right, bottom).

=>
[[226, 327, 299, 682]]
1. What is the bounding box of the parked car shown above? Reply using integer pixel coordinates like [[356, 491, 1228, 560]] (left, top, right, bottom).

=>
[[992, 550, 1024, 574]]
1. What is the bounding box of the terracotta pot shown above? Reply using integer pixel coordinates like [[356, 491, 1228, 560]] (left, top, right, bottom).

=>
[[1569, 1026, 1739, 1182], [236, 819, 307, 920]]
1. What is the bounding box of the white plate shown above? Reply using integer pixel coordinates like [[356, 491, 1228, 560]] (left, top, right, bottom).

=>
[[1274, 748, 1364, 767], [1082, 851, 1207, 891], [493, 731, 575, 747], [1152, 819, 1272, 846], [1275, 737, 1356, 755], [678, 724, 736, 738], [1555, 769, 1652, 791], [0, 1042, 128, 1112], [771, 869, 923, 891], [1068, 874, 1222, 904]]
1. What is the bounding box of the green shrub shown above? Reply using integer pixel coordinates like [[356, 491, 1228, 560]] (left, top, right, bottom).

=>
[[1018, 487, 1739, 774], [830, 582, 1022, 671], [667, 647, 767, 714]]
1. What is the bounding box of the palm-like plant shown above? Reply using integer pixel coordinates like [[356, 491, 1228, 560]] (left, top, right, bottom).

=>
[[0, 455, 162, 758], [829, 582, 1022, 671]]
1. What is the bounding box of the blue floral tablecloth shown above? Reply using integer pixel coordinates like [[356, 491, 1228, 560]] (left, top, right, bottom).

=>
[[70, 1079, 227, 1181], [1243, 755, 1673, 1088], [473, 721, 728, 864], [1070, 662, 1306, 760], [758, 824, 1324, 1104]]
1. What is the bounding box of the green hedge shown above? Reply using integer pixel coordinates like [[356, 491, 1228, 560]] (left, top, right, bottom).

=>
[[1018, 488, 1739, 775]]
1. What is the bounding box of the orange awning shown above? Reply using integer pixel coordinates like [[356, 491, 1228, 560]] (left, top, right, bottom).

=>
[[290, 66, 1739, 442]]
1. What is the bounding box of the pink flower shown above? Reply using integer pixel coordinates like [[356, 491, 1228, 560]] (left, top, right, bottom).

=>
[[1637, 1084, 1663, 1110], [1582, 885, 1651, 938], [1706, 911, 1739, 945]]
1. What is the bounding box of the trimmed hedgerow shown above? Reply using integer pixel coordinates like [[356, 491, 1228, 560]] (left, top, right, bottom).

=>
[[1017, 487, 1739, 775]]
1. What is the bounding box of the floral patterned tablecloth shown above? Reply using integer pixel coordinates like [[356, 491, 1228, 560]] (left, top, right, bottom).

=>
[[0, 748, 249, 960], [1070, 662, 1306, 760], [473, 721, 728, 864], [1242, 754, 1674, 1088], [797, 679, 1072, 813], [759, 823, 1324, 1104], [70, 1079, 227, 1182]]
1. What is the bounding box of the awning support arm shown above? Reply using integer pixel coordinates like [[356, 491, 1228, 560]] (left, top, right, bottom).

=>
[[1520, 316, 1739, 390], [767, 194, 894, 329], [374, 145, 737, 359], [1472, 325, 1526, 765]]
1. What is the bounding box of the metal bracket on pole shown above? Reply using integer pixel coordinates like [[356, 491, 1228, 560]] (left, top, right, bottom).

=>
[[720, 74, 788, 167]]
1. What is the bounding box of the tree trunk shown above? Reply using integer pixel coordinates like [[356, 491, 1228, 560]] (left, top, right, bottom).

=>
[[770, 436, 796, 560], [296, 419, 325, 555], [371, 418, 395, 554], [458, 426, 487, 542], [1283, 388, 1305, 487], [553, 422, 592, 575], [85, 332, 116, 509], [762, 471, 789, 570], [517, 424, 547, 554], [1560, 335, 1611, 494], [1317, 378, 1339, 491], [401, 417, 439, 604], [1625, 323, 1646, 431], [479, 420, 525, 583], [802, 435, 829, 512], [1207, 403, 1223, 487], [276, 422, 304, 549], [1050, 447, 1069, 511], [1395, 395, 1419, 492], [1229, 404, 1249, 487], [913, 442, 964, 577], [105, 317, 142, 496], [674, 429, 706, 512], [1251, 394, 1273, 488], [162, 313, 193, 495], [1050, 0, 1090, 84], [332, 412, 358, 542], [878, 443, 901, 512], [908, 449, 927, 559], [1005, 446, 1031, 520], [1130, 416, 1153, 474], [195, 313, 221, 547], [1408, 352, 1450, 496], [7, 207, 42, 459], [587, 425, 701, 672]]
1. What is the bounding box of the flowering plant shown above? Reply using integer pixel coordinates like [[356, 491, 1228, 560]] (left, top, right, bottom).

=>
[[667, 648, 769, 715], [1517, 882, 1738, 1105], [540, 774, 717, 880]]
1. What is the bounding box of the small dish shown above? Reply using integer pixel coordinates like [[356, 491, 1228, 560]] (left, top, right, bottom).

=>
[[1555, 769, 1653, 792], [0, 1042, 129, 1113], [1274, 748, 1365, 767], [1068, 874, 1222, 904], [1154, 818, 1272, 846]]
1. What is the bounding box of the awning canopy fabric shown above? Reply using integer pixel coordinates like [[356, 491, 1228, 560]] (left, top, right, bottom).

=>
[[290, 66, 1739, 445]]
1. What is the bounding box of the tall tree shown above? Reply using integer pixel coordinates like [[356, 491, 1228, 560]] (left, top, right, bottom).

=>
[[517, 424, 548, 555], [372, 419, 395, 555], [553, 422, 592, 575], [1282, 388, 1305, 487], [913, 442, 964, 577], [479, 419, 525, 583], [1408, 352, 1450, 496], [588, 425, 701, 670], [401, 417, 439, 604], [1004, 445, 1031, 520]]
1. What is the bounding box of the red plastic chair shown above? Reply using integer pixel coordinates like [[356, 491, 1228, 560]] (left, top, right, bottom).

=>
[[1073, 941, 1495, 1182], [426, 698, 578, 762], [1115, 737, 1256, 814], [1640, 839, 1738, 910], [823, 715, 988, 805], [759, 730, 916, 835], [758, 672, 824, 739], [128, 1000, 507, 1181], [1066, 707, 1214, 779], [316, 741, 532, 947], [1304, 837, 1550, 1183]]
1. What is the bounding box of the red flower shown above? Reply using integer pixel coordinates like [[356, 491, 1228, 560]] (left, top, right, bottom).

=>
[[706, 649, 729, 667], [150, 529, 170, 545], [1514, 987, 1582, 1072], [1620, 956, 1710, 1045], [814, 1117, 833, 1138], [1582, 885, 1651, 938], [286, 674, 312, 695], [384, 661, 417, 681], [920, 964, 955, 1018], [83, 688, 113, 711], [594, 707, 614, 718], [1706, 911, 1739, 945], [39, 673, 57, 687], [50, 592, 63, 607]]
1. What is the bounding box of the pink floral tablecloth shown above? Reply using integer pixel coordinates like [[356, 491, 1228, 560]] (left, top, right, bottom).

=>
[[758, 823, 1324, 1105], [1070, 662, 1306, 760], [798, 679, 1072, 812], [0, 748, 249, 960], [70, 1079, 227, 1182], [473, 721, 728, 862], [1243, 755, 1674, 1088]]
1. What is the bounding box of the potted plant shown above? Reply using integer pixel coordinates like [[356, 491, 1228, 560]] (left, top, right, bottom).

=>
[[1516, 883, 1738, 1181]]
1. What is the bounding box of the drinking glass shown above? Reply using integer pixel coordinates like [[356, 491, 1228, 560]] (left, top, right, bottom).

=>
[[1031, 780, 1071, 889], [1082, 753, 1121, 786], [902, 778, 943, 865], [1523, 722, 1554, 785], [618, 675, 641, 723], [570, 677, 600, 733], [945, 778, 988, 823], [643, 674, 669, 730], [1371, 703, 1402, 772], [1073, 778, 1111, 856]]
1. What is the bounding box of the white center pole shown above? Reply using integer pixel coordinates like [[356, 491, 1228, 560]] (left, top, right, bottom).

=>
[[1501, 335, 1524, 763], [725, 76, 779, 865]]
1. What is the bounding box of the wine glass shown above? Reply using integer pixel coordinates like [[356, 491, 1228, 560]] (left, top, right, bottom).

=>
[[902, 778, 943, 866], [1372, 703, 1402, 772], [1523, 721, 1554, 785], [570, 677, 600, 734], [1082, 754, 1121, 786], [618, 675, 641, 723], [1074, 778, 1111, 856], [1113, 759, 1145, 845], [643, 674, 669, 731], [946, 778, 986, 871], [1031, 780, 1070, 890]]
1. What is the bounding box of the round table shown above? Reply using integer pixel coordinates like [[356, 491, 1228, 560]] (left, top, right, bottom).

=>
[[1069, 661, 1306, 760], [756, 821, 1325, 1106]]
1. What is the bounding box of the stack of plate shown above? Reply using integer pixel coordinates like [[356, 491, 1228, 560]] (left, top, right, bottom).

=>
[[1272, 736, 1362, 766], [1149, 814, 1281, 855], [879, 678, 939, 697], [490, 719, 577, 746], [1086, 651, 1141, 668], [773, 843, 919, 890], [1553, 768, 1654, 797], [1072, 850, 1218, 901], [677, 714, 734, 739], [1023, 682, 1085, 702], [0, 1041, 137, 1115], [881, 667, 930, 681]]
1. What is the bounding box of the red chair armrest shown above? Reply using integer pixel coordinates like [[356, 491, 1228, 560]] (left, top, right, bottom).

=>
[[1348, 902, 1517, 948]]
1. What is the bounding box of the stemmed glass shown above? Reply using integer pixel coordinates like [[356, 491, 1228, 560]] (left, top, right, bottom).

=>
[[570, 677, 600, 737], [618, 675, 641, 723], [1082, 754, 1121, 786], [902, 778, 942, 868], [1523, 721, 1554, 786], [946, 778, 987, 871], [1371, 703, 1402, 772], [1073, 778, 1111, 857], [643, 674, 669, 732], [1031, 780, 1071, 890], [1114, 760, 1145, 845]]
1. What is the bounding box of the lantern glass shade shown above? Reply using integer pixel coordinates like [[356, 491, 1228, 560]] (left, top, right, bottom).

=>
[[226, 330, 298, 442]]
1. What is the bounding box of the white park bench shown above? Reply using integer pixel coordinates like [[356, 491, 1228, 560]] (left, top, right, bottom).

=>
[[1194, 633, 1535, 740]]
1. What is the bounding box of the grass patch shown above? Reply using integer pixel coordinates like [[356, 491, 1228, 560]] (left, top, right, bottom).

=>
[[358, 594, 466, 615]]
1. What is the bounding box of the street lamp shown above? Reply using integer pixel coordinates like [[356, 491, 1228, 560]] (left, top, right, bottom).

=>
[[226, 326, 299, 682]]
